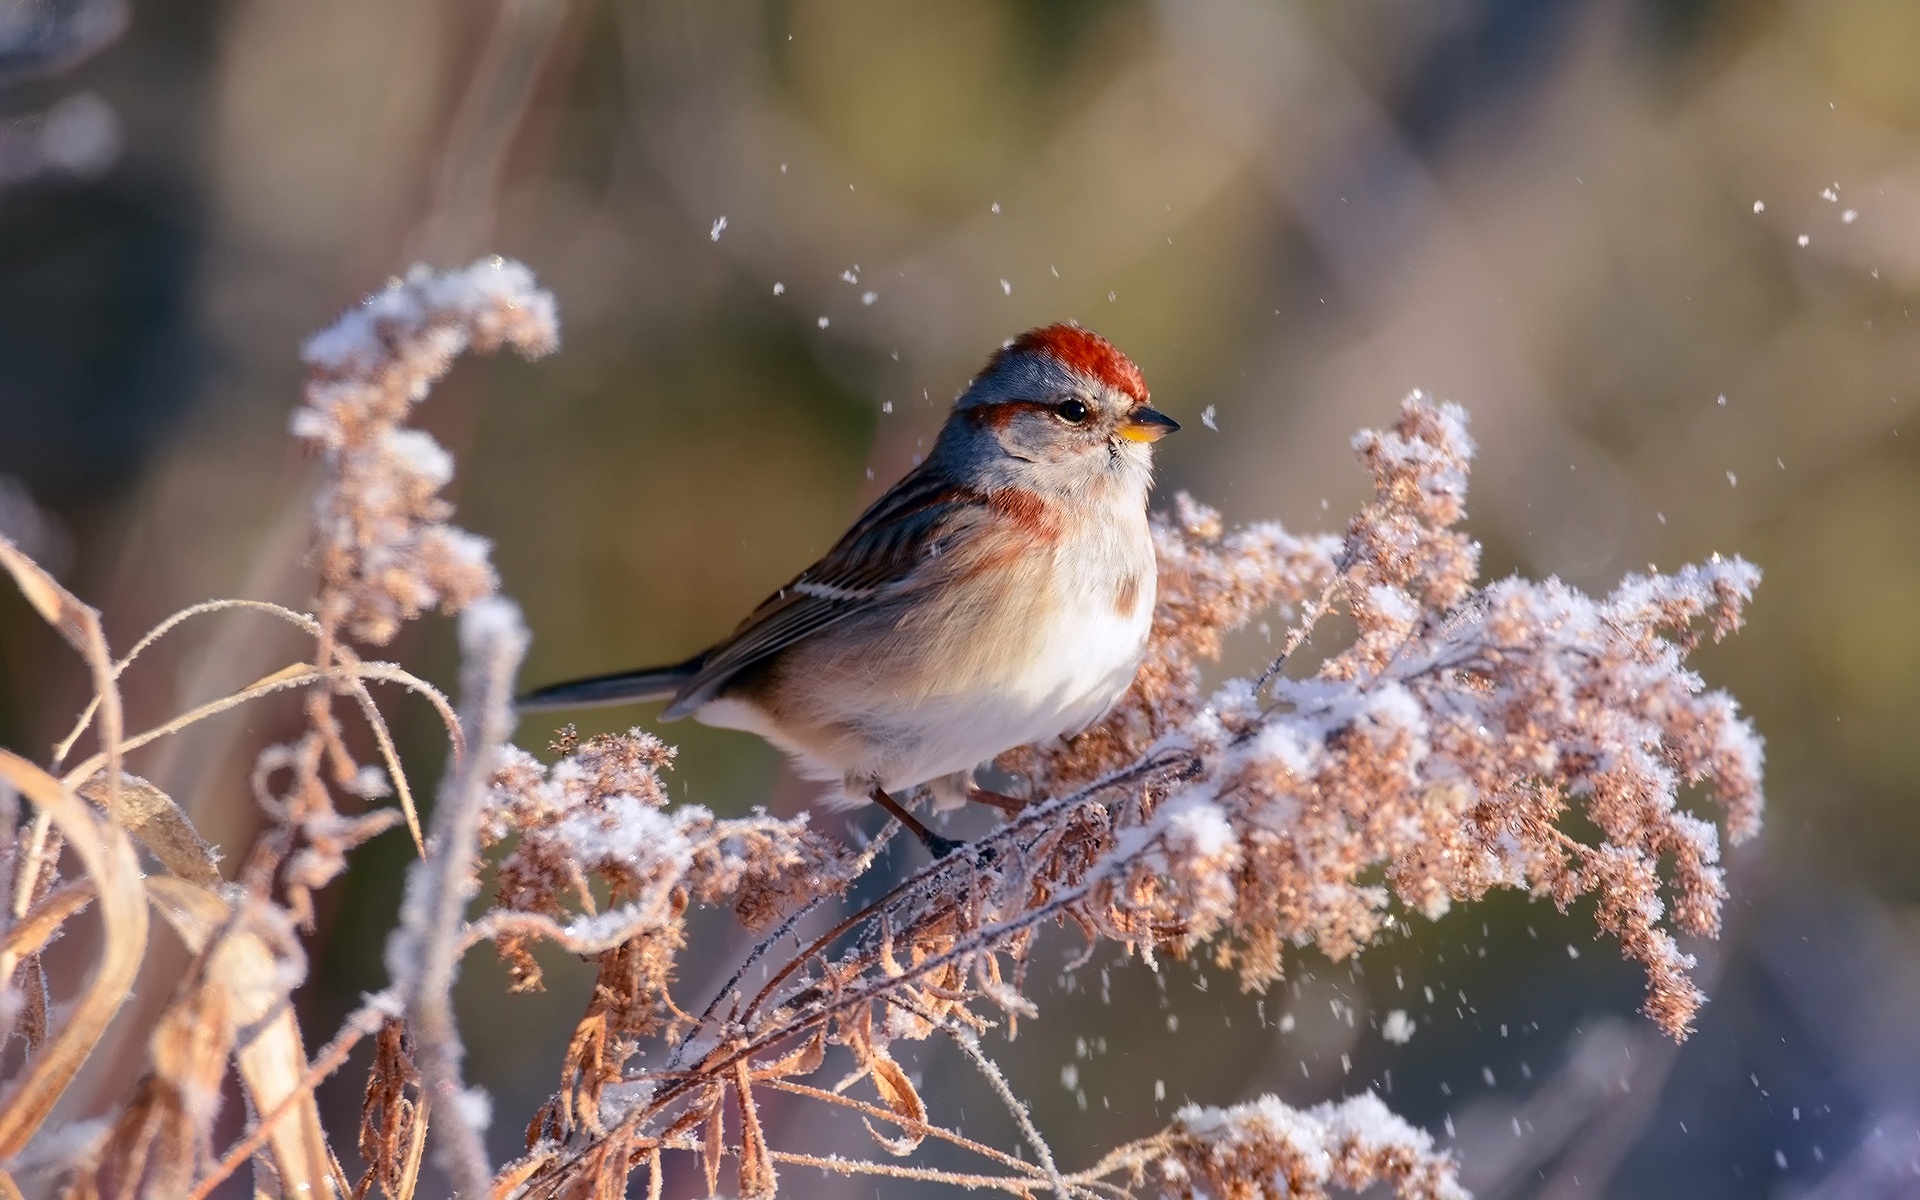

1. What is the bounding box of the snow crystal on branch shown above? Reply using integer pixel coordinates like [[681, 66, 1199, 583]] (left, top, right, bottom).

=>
[[1146, 1092, 1467, 1200], [292, 258, 559, 645], [1008, 393, 1762, 1037], [480, 728, 855, 1040]]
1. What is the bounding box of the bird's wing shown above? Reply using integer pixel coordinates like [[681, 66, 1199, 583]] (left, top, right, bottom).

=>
[[664, 465, 986, 716]]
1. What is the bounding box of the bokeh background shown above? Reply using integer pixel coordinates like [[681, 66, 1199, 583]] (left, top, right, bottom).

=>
[[4, 0, 1919, 1196]]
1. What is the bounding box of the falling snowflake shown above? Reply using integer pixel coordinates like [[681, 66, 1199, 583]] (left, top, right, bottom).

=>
[[1382, 1010, 1416, 1045]]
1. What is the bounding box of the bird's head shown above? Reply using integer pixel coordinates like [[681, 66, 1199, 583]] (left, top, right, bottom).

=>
[[939, 323, 1178, 495]]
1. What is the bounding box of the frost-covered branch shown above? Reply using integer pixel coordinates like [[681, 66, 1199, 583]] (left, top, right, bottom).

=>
[[387, 598, 528, 1197]]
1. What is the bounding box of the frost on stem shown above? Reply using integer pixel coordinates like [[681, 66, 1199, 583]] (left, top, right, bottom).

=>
[[388, 597, 531, 1197], [248, 257, 559, 926], [291, 257, 558, 646]]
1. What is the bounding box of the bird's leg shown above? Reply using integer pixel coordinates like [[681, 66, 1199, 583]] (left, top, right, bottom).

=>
[[966, 787, 1028, 815], [869, 786, 963, 858]]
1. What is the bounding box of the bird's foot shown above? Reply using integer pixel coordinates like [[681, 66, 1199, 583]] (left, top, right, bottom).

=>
[[869, 786, 998, 862], [924, 832, 966, 859]]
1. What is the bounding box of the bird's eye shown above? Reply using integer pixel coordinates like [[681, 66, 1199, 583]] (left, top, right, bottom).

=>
[[1054, 398, 1090, 424]]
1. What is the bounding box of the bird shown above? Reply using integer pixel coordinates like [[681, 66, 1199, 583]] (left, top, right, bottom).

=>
[[519, 323, 1178, 855]]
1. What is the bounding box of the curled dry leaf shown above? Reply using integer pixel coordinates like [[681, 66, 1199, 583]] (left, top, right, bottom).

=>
[[0, 879, 95, 962], [76, 772, 221, 885], [863, 1052, 928, 1157]]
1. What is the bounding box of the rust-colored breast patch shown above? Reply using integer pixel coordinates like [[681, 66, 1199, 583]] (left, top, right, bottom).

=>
[[987, 487, 1060, 539]]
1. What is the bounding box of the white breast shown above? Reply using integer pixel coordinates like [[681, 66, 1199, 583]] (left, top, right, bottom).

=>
[[695, 485, 1159, 805], [866, 509, 1156, 794]]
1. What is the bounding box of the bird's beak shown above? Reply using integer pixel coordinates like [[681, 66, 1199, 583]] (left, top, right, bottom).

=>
[[1117, 406, 1180, 443]]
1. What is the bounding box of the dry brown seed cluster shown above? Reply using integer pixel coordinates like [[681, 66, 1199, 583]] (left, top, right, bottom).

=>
[[1006, 395, 1759, 1037], [1141, 1093, 1470, 1200], [479, 727, 855, 1037], [292, 258, 558, 646]]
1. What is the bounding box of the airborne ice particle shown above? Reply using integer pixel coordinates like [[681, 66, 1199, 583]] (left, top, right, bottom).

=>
[[1382, 1010, 1416, 1044]]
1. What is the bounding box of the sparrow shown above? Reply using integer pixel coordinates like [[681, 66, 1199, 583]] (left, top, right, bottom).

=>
[[520, 324, 1178, 854]]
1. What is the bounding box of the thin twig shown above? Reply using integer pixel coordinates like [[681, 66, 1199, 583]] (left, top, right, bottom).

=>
[[677, 822, 899, 1068], [761, 1078, 1045, 1179], [949, 1027, 1071, 1196]]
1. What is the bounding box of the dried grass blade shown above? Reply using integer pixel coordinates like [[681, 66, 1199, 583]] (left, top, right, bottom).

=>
[[190, 995, 389, 1200], [0, 750, 149, 1157], [0, 538, 124, 823], [0, 537, 101, 658], [52, 598, 324, 767], [145, 879, 333, 1199], [345, 681, 423, 855], [0, 878, 94, 962], [236, 1007, 335, 1200], [700, 1087, 724, 1198], [733, 1061, 776, 1199], [355, 662, 464, 759], [396, 1091, 429, 1200], [61, 662, 323, 790]]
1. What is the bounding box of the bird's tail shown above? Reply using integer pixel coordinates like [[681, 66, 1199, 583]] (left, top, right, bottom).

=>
[[516, 654, 704, 713]]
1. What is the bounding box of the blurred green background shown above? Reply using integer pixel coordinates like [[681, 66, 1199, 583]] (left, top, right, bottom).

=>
[[3, 0, 1919, 1196]]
